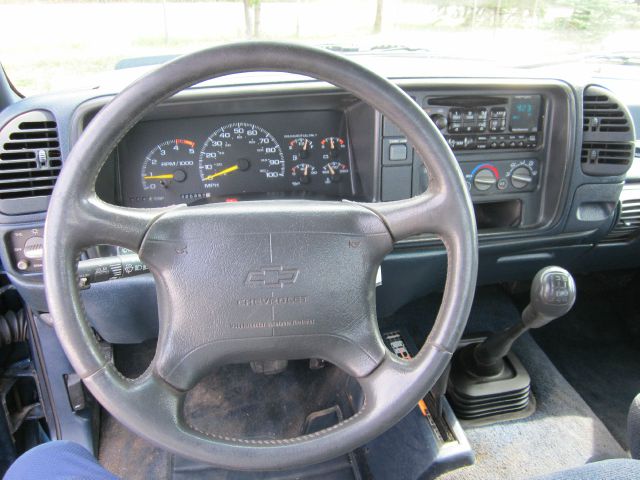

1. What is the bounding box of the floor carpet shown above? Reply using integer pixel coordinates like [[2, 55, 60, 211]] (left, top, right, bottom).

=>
[[532, 273, 640, 449], [386, 286, 627, 479]]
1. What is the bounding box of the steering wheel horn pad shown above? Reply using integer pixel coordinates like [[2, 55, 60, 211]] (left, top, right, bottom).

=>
[[142, 200, 392, 391], [44, 42, 478, 470]]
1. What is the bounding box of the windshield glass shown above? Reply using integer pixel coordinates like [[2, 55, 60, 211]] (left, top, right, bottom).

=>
[[2, 0, 640, 95]]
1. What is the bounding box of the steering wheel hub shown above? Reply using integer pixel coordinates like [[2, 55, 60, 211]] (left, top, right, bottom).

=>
[[141, 200, 392, 390]]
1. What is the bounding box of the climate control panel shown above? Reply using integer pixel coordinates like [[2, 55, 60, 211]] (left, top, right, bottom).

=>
[[461, 159, 539, 195]]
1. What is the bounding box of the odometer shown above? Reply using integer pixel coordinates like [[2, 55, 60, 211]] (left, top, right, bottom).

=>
[[198, 123, 285, 194]]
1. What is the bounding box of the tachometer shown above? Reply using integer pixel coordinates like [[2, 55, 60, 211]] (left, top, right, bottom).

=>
[[199, 123, 285, 192], [140, 138, 199, 204]]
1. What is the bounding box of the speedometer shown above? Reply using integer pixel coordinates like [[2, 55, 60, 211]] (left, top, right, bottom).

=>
[[198, 123, 285, 193]]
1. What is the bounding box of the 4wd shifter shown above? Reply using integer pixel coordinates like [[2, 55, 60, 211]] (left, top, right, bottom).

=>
[[447, 267, 576, 421]]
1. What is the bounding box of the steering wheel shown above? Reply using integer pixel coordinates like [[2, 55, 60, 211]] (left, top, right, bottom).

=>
[[44, 42, 477, 470]]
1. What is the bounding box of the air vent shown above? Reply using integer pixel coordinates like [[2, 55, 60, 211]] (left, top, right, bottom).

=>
[[581, 142, 633, 169], [583, 88, 630, 133], [581, 86, 635, 176], [601, 187, 640, 243], [0, 111, 61, 203]]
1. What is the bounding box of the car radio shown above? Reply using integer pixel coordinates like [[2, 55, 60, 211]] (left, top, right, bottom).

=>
[[422, 94, 543, 151]]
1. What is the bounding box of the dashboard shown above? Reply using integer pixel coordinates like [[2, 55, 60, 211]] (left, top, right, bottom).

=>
[[117, 110, 355, 207], [0, 71, 638, 323]]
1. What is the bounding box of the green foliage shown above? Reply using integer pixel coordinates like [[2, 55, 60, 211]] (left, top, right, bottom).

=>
[[552, 0, 640, 40]]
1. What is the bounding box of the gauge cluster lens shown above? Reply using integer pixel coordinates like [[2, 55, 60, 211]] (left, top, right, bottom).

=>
[[138, 138, 205, 205], [199, 123, 285, 193], [117, 111, 352, 207]]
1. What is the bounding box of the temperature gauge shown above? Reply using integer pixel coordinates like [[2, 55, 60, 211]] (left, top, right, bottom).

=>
[[291, 163, 317, 185], [288, 138, 314, 159], [322, 161, 349, 183], [320, 137, 346, 158]]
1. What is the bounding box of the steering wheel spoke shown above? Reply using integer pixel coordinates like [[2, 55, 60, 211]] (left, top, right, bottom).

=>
[[67, 194, 172, 252], [357, 187, 457, 242]]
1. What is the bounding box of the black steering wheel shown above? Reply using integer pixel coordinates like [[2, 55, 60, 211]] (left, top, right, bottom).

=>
[[44, 42, 477, 470]]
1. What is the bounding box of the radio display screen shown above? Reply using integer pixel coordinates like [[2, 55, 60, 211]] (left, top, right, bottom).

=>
[[510, 95, 541, 132]]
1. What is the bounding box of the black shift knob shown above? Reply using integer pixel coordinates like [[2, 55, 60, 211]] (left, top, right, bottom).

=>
[[523, 266, 576, 329], [469, 266, 576, 377]]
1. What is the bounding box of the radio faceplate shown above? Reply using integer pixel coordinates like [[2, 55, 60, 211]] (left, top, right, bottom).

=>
[[422, 94, 543, 152]]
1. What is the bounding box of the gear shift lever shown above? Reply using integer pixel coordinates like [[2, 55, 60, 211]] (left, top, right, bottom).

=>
[[470, 266, 576, 377], [447, 266, 576, 422]]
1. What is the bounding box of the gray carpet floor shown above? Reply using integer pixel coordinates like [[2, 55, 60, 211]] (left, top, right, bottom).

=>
[[389, 286, 628, 479], [532, 273, 640, 449], [441, 331, 627, 479]]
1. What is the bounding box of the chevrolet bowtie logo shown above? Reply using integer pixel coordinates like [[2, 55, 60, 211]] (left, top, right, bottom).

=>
[[245, 265, 299, 288]]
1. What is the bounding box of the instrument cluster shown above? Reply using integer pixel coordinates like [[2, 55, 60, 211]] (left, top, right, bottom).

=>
[[117, 111, 353, 207]]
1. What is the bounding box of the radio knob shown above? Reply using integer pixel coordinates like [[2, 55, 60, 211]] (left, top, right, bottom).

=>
[[430, 114, 447, 130], [473, 168, 497, 191], [511, 166, 533, 189]]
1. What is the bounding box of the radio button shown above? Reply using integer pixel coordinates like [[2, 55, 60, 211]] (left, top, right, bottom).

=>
[[448, 123, 463, 133], [449, 109, 463, 122]]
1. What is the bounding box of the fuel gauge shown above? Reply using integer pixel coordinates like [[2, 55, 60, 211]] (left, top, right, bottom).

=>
[[288, 138, 314, 159]]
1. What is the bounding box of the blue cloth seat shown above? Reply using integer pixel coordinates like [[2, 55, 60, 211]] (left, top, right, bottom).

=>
[[4, 440, 640, 479], [4, 441, 118, 480], [533, 459, 640, 479]]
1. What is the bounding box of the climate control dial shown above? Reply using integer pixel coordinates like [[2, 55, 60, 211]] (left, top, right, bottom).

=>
[[472, 165, 499, 191], [510, 166, 533, 189]]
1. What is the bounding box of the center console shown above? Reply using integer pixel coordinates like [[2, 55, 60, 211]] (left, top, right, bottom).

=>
[[379, 84, 574, 235]]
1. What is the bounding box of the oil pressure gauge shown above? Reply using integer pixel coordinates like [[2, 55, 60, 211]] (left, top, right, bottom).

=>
[[291, 163, 317, 185]]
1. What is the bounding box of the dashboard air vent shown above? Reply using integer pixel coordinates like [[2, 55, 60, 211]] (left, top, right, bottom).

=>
[[602, 191, 640, 243], [0, 111, 61, 202], [581, 142, 633, 168], [581, 85, 635, 177], [583, 86, 631, 133]]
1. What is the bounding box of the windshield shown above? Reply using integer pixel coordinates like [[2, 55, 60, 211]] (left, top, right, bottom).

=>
[[2, 0, 640, 95]]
